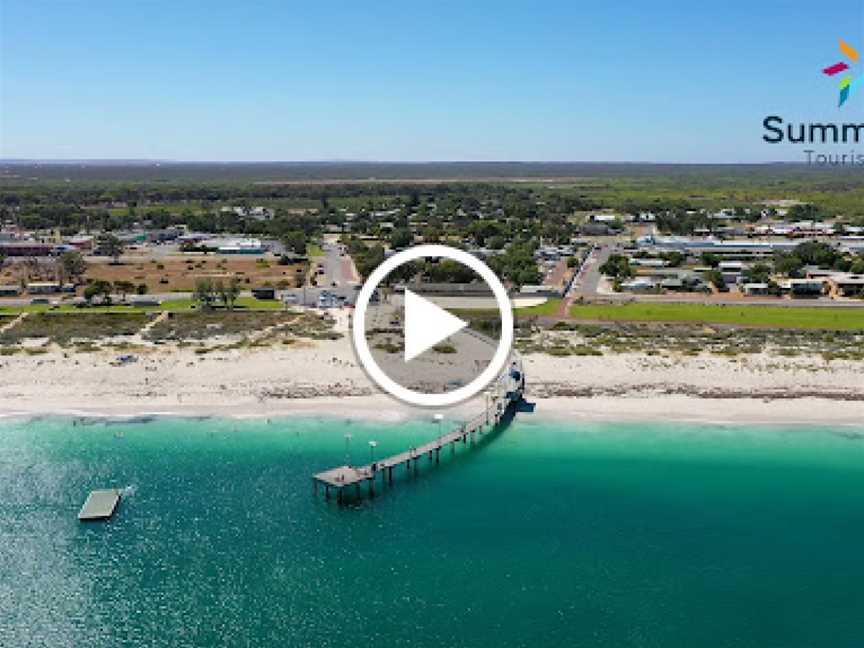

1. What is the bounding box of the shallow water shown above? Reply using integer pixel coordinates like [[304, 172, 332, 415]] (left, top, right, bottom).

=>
[[1, 414, 863, 647]]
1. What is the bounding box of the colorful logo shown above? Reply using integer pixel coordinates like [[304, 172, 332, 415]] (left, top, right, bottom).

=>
[[822, 39, 860, 107]]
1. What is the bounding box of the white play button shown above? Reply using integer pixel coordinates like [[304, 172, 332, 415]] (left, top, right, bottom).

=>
[[352, 244, 514, 408], [403, 289, 468, 362]]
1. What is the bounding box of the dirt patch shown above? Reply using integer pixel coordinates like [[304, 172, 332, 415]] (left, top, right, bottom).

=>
[[85, 255, 305, 294]]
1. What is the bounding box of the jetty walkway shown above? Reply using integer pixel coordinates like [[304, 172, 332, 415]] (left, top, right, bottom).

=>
[[313, 354, 526, 503]]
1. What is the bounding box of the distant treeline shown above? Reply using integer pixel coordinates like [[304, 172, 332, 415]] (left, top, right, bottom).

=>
[[3, 160, 864, 183], [0, 182, 601, 237], [2, 163, 864, 232]]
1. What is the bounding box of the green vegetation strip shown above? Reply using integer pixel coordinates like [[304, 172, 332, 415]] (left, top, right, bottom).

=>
[[451, 298, 562, 318], [0, 304, 159, 315], [0, 312, 149, 345], [570, 303, 864, 331], [514, 298, 561, 317], [0, 297, 284, 315]]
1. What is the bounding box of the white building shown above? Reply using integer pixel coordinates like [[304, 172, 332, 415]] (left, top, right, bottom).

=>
[[221, 206, 275, 221], [216, 238, 266, 254], [620, 277, 656, 293]]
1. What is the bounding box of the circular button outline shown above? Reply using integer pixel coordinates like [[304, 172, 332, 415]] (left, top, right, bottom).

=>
[[352, 244, 514, 408]]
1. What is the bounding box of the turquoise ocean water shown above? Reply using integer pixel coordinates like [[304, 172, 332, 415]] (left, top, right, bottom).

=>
[[1, 414, 863, 648]]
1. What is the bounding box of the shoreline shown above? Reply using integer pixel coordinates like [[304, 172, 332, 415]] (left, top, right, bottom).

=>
[[1, 393, 861, 428], [2, 330, 861, 428]]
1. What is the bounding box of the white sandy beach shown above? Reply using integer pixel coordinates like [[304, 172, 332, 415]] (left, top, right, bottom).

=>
[[1, 320, 861, 425]]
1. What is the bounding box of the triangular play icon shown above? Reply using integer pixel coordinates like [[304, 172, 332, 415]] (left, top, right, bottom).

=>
[[403, 289, 468, 362]]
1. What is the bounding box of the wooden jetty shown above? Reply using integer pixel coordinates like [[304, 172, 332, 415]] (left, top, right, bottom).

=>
[[78, 489, 122, 521], [313, 356, 526, 504]]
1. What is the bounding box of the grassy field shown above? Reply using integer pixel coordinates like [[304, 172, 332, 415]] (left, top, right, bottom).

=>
[[514, 298, 562, 317], [0, 303, 157, 315], [570, 303, 864, 331], [307, 244, 325, 257], [451, 298, 562, 318], [154, 297, 284, 311]]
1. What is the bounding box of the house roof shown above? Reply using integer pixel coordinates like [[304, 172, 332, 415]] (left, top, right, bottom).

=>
[[831, 274, 864, 285]]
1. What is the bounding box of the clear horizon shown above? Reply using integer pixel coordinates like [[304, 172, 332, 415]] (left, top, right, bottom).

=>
[[2, 0, 863, 163]]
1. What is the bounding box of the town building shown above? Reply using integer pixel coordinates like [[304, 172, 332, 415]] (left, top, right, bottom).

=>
[[826, 273, 864, 297]]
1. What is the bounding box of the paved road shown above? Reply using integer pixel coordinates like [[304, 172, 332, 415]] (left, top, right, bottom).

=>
[[569, 244, 613, 298], [542, 258, 568, 287], [310, 243, 358, 289], [280, 244, 360, 307]]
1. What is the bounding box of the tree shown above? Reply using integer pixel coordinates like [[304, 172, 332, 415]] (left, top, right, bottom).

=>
[[281, 230, 308, 256], [225, 276, 240, 309], [215, 277, 241, 309], [114, 280, 135, 302], [660, 251, 685, 267], [422, 225, 442, 243], [599, 254, 633, 280], [792, 241, 839, 268], [704, 269, 727, 292], [98, 234, 125, 264], [788, 203, 824, 221], [20, 257, 40, 285], [487, 242, 541, 288], [515, 267, 541, 287], [214, 279, 227, 308], [487, 235, 506, 250], [389, 227, 413, 250], [193, 278, 216, 309], [349, 241, 386, 280], [84, 280, 113, 305], [774, 253, 804, 278], [59, 251, 88, 283], [701, 252, 720, 268], [744, 263, 772, 284]]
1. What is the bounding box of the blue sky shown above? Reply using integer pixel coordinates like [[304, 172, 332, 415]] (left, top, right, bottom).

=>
[[1, 0, 862, 162]]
